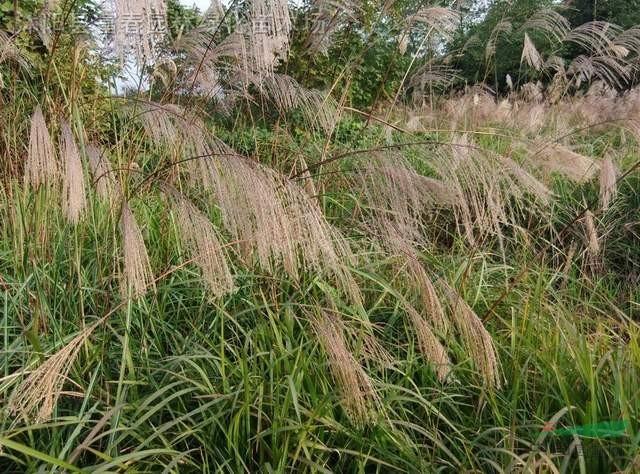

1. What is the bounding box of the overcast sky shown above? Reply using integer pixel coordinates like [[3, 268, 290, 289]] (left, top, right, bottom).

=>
[[179, 0, 212, 11]]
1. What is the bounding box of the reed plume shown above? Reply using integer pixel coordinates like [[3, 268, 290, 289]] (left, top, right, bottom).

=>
[[405, 305, 452, 382], [486, 19, 512, 63], [531, 143, 600, 183], [260, 74, 339, 133], [381, 228, 449, 334], [357, 151, 457, 243], [162, 185, 234, 297], [408, 64, 461, 104], [311, 312, 378, 425], [523, 8, 570, 43], [86, 143, 119, 204], [113, 0, 167, 61], [521, 33, 543, 71], [199, 151, 360, 303], [407, 7, 459, 38], [560, 242, 578, 288], [304, 0, 360, 53], [246, 0, 291, 78], [120, 203, 155, 298], [152, 58, 178, 89], [566, 21, 621, 55], [439, 281, 501, 389], [360, 330, 395, 369], [133, 101, 184, 148], [498, 155, 553, 204], [24, 106, 58, 188], [431, 135, 551, 247], [0, 31, 31, 70], [8, 319, 102, 423], [599, 156, 618, 210], [406, 257, 449, 334], [583, 209, 601, 256], [59, 121, 87, 224]]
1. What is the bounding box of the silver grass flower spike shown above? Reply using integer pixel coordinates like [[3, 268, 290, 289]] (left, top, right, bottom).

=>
[[25, 106, 58, 188], [59, 121, 87, 223]]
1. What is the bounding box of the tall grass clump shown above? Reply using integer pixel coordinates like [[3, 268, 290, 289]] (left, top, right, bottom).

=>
[[0, 0, 639, 472]]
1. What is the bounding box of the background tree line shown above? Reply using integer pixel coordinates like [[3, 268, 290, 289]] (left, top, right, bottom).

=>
[[2, 0, 640, 108]]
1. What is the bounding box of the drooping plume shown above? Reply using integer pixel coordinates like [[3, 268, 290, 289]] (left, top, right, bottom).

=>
[[430, 135, 550, 247], [532, 143, 600, 183], [305, 0, 361, 54], [405, 305, 452, 382], [244, 0, 291, 78], [0, 31, 31, 70], [599, 156, 618, 210], [162, 185, 234, 297], [381, 228, 449, 334], [259, 74, 339, 133], [133, 101, 185, 148], [120, 203, 155, 298], [59, 121, 87, 223], [197, 150, 360, 303], [8, 319, 102, 423], [310, 312, 378, 425], [523, 8, 570, 43], [406, 7, 460, 38], [86, 143, 120, 204], [357, 151, 457, 243], [25, 106, 58, 188], [439, 281, 501, 389]]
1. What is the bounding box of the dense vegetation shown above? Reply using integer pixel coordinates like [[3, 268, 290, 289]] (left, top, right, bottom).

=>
[[0, 0, 639, 472]]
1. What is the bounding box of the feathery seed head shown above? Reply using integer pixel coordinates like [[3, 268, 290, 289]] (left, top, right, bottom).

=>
[[25, 106, 58, 188], [439, 280, 501, 389], [86, 143, 120, 204], [8, 320, 102, 423], [162, 185, 235, 297], [405, 305, 452, 382], [311, 312, 379, 425], [120, 203, 155, 298], [59, 121, 87, 223], [599, 156, 618, 210]]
